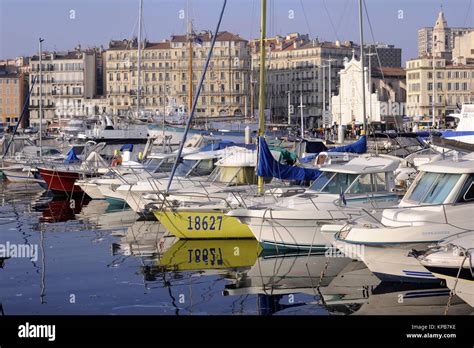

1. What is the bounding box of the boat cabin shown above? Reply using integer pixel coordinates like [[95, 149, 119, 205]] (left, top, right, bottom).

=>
[[400, 152, 474, 207], [308, 155, 400, 196]]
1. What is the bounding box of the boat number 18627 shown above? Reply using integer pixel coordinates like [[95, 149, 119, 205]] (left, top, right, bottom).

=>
[[187, 215, 223, 231]]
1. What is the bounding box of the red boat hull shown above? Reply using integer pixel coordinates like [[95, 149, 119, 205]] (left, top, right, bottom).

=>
[[38, 167, 83, 194]]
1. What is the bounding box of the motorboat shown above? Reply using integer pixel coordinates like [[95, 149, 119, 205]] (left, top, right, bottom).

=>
[[228, 155, 402, 251], [1, 145, 65, 184], [81, 135, 224, 201], [117, 146, 257, 214], [416, 231, 474, 307], [333, 152, 474, 283]]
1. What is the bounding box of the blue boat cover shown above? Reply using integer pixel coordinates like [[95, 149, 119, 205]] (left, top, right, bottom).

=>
[[120, 144, 134, 152], [257, 137, 321, 181], [299, 136, 367, 163], [64, 148, 80, 164]]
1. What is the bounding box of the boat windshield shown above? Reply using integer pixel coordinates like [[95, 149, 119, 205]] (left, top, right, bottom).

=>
[[175, 159, 215, 177], [310, 172, 358, 193], [43, 148, 62, 156], [406, 172, 461, 204]]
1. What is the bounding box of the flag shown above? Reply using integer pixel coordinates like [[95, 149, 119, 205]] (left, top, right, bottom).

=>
[[193, 36, 203, 46], [339, 187, 347, 206]]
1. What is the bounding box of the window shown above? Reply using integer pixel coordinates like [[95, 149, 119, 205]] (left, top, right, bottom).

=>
[[348, 174, 375, 194], [456, 175, 474, 203], [407, 172, 461, 204], [423, 173, 461, 204], [310, 172, 358, 194]]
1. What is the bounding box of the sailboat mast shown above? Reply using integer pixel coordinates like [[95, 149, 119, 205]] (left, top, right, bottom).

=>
[[187, 1, 193, 115], [38, 38, 44, 159], [358, 0, 367, 134], [137, 0, 143, 117], [257, 0, 266, 195]]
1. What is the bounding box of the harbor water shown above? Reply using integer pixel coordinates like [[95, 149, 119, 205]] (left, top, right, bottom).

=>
[[0, 180, 471, 316]]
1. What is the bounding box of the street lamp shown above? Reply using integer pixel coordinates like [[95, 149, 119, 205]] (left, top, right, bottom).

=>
[[366, 52, 377, 124], [324, 58, 337, 126], [321, 64, 329, 128]]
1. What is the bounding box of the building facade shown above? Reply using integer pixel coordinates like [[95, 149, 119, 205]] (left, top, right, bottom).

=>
[[250, 33, 358, 127], [29, 50, 97, 126], [331, 55, 406, 128], [104, 31, 251, 117], [0, 67, 27, 128], [249, 33, 402, 127], [365, 43, 402, 68], [406, 56, 474, 123]]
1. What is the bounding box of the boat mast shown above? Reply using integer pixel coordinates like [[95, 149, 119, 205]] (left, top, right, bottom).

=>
[[187, 0, 193, 117], [39, 38, 44, 159], [257, 0, 267, 195], [137, 0, 143, 118], [358, 0, 367, 134], [165, 0, 227, 192]]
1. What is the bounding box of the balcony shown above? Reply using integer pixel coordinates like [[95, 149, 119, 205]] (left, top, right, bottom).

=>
[[52, 80, 84, 84]]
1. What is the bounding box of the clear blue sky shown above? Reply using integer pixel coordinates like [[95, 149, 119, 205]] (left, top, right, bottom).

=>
[[0, 0, 473, 65]]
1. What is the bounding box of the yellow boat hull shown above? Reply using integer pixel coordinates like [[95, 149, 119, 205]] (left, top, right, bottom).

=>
[[157, 238, 262, 271], [154, 210, 254, 239]]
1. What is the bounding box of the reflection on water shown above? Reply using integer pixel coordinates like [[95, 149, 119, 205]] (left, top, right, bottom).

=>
[[0, 180, 472, 315]]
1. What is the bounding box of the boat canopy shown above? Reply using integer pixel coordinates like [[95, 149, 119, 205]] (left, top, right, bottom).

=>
[[257, 137, 321, 181], [299, 136, 367, 163]]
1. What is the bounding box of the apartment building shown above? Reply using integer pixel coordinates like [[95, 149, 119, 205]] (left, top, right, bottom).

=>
[[250, 33, 357, 126], [0, 67, 27, 128], [104, 31, 251, 117], [29, 50, 97, 126], [406, 56, 474, 123]]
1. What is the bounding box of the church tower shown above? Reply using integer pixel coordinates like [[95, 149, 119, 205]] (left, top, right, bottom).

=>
[[432, 10, 449, 58]]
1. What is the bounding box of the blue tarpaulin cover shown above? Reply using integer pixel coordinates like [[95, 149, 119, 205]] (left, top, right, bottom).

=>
[[299, 136, 367, 163], [120, 144, 134, 152], [257, 137, 321, 181], [64, 148, 80, 164]]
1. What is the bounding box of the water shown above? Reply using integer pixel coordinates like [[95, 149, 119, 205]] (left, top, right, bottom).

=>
[[0, 180, 471, 316]]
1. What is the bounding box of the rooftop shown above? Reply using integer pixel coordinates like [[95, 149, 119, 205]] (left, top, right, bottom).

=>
[[108, 31, 246, 51], [372, 66, 406, 77]]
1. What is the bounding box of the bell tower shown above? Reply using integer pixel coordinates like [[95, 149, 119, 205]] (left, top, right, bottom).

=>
[[432, 9, 449, 58]]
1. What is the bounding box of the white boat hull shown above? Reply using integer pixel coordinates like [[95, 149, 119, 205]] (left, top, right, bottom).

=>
[[334, 240, 441, 283], [242, 216, 337, 251], [79, 182, 105, 199], [3, 168, 42, 184], [434, 276, 474, 307]]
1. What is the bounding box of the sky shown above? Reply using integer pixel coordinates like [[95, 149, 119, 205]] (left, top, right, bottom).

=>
[[1, 0, 473, 65]]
